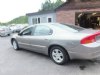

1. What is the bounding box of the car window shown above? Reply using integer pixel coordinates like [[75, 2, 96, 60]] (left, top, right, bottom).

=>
[[53, 23, 85, 32], [21, 27, 32, 36], [62, 24, 85, 31], [33, 25, 52, 36]]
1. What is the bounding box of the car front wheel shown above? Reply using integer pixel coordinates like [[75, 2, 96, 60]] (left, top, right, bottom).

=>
[[12, 40, 19, 50], [50, 46, 69, 65]]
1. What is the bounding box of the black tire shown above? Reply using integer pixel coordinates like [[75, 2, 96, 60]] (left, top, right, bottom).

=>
[[8, 34, 10, 36], [12, 39, 19, 50], [50, 46, 69, 65]]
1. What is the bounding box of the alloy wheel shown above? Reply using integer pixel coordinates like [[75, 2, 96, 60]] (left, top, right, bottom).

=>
[[52, 49, 64, 63], [13, 40, 18, 50]]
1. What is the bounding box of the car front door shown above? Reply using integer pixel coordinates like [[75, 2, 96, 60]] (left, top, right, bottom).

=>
[[16, 27, 34, 50], [29, 25, 53, 54]]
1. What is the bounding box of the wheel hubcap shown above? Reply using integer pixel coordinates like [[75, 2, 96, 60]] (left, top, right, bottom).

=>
[[13, 41, 17, 49], [52, 49, 64, 63]]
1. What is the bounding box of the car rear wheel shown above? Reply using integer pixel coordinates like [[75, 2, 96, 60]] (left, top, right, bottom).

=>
[[50, 46, 69, 65], [12, 40, 19, 50]]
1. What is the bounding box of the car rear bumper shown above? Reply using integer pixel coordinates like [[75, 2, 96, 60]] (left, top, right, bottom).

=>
[[68, 41, 100, 59], [0, 32, 7, 36]]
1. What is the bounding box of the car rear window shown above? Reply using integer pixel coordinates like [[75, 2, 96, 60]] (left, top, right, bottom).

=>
[[53, 23, 85, 32]]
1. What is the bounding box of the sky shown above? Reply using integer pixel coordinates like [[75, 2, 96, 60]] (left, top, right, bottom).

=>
[[0, 0, 66, 23]]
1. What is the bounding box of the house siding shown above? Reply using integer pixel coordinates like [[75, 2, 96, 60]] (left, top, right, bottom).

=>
[[28, 13, 56, 25]]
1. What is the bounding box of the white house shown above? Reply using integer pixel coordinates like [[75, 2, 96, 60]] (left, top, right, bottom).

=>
[[26, 10, 56, 25]]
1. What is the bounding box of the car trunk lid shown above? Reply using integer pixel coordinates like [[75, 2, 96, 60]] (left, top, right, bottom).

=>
[[79, 29, 100, 44]]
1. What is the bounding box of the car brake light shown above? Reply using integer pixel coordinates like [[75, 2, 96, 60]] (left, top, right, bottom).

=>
[[81, 31, 100, 44]]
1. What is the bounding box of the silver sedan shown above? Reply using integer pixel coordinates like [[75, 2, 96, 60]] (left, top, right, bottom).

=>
[[0, 26, 11, 36], [11, 23, 100, 65]]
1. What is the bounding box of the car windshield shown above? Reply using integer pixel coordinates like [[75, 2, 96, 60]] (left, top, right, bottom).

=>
[[53, 23, 85, 32]]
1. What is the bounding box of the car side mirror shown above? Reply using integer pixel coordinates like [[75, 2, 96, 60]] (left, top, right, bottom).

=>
[[48, 32, 52, 35], [18, 32, 22, 36]]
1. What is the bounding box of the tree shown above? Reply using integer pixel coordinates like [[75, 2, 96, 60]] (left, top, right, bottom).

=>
[[54, 0, 64, 9], [41, 0, 52, 11], [7, 16, 28, 24], [41, 0, 64, 11], [0, 16, 28, 26]]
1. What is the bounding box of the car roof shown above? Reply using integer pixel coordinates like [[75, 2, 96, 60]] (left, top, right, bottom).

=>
[[21, 23, 60, 32], [29, 23, 75, 27], [30, 23, 58, 26]]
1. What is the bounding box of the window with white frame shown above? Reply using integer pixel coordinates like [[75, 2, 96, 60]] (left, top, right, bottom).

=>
[[32, 18, 37, 24], [32, 17, 41, 24], [47, 17, 53, 23], [37, 18, 40, 23]]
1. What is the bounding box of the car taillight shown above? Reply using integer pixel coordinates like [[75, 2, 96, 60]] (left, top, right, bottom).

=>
[[81, 31, 100, 44]]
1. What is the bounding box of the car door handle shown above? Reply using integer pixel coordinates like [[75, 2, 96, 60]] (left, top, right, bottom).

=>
[[44, 39, 48, 40]]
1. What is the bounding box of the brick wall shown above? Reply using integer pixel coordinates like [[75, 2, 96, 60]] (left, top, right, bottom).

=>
[[56, 10, 75, 24], [56, 8, 100, 25]]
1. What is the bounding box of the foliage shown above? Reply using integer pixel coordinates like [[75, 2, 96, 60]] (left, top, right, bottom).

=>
[[7, 16, 28, 24], [41, 0, 64, 11], [0, 16, 28, 26]]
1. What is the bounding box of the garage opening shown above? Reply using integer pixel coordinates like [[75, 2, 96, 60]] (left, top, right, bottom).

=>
[[75, 12, 100, 29]]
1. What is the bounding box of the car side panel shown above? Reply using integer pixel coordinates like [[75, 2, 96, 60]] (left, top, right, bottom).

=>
[[16, 35, 32, 50], [29, 36, 51, 54]]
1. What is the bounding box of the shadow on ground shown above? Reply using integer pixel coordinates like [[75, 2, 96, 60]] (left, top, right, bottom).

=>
[[14, 48, 100, 70]]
